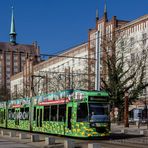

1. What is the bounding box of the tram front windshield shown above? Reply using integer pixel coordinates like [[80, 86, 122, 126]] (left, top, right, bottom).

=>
[[89, 103, 109, 122]]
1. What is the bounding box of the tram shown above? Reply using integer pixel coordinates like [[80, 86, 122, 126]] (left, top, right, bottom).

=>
[[0, 89, 110, 138]]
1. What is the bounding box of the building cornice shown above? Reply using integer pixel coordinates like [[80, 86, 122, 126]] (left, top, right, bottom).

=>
[[34, 42, 88, 70], [119, 14, 148, 30]]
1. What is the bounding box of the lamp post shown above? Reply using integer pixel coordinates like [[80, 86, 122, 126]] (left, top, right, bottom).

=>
[[95, 31, 100, 91], [124, 91, 129, 127], [144, 96, 148, 129]]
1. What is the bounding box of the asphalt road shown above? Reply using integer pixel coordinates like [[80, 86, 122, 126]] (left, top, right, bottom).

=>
[[0, 137, 33, 148], [0, 124, 148, 148]]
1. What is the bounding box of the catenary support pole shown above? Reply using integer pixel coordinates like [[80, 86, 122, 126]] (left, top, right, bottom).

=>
[[95, 31, 101, 91], [124, 91, 129, 127]]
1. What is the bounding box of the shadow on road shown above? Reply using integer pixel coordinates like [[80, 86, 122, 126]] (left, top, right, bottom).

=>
[[110, 133, 144, 140]]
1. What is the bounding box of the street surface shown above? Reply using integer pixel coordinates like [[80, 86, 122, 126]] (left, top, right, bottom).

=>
[[0, 137, 33, 148], [0, 123, 148, 148]]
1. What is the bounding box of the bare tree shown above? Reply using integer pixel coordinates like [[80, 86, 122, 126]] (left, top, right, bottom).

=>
[[101, 31, 148, 122], [33, 65, 90, 95]]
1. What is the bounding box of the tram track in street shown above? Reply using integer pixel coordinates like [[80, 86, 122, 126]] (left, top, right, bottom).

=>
[[0, 128, 148, 148]]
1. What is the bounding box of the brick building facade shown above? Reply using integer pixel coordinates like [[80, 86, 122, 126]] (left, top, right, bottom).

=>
[[10, 3, 148, 112], [0, 7, 40, 100]]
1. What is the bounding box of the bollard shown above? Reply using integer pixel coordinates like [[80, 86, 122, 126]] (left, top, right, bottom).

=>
[[144, 130, 148, 136], [64, 139, 74, 148], [31, 134, 40, 142], [19, 133, 28, 139], [88, 143, 101, 148], [124, 129, 128, 134], [136, 121, 140, 128], [9, 131, 16, 137], [121, 129, 125, 133], [140, 130, 144, 135], [121, 129, 128, 134], [1, 130, 4, 136], [45, 137, 55, 145]]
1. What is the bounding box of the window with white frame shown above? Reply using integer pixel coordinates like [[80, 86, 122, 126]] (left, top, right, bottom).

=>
[[130, 53, 135, 64], [142, 33, 147, 46], [130, 37, 134, 47]]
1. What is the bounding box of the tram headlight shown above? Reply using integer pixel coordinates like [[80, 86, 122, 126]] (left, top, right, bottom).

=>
[[90, 123, 96, 127], [90, 123, 101, 127]]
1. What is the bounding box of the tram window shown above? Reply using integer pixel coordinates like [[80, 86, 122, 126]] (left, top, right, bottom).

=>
[[77, 103, 88, 122], [51, 105, 57, 121], [44, 106, 50, 121], [0, 111, 3, 123], [33, 107, 36, 121], [20, 108, 24, 120], [20, 108, 24, 113], [24, 107, 29, 120], [8, 109, 15, 120], [8, 109, 12, 120], [4, 109, 5, 120], [19, 108, 23, 120], [58, 104, 66, 122], [12, 109, 15, 113]]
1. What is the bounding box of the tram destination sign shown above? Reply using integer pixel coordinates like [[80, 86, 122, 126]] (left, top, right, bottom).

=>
[[89, 96, 108, 102]]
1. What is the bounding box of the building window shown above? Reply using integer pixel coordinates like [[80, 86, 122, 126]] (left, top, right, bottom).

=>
[[14, 55, 17, 60], [7, 73, 10, 77], [14, 68, 18, 73], [72, 59, 75, 67], [6, 62, 10, 66], [6, 67, 10, 72], [14, 62, 18, 66], [21, 56, 25, 60], [120, 41, 125, 51], [120, 41, 124, 47], [142, 87, 147, 96], [14, 84, 17, 98], [142, 33, 147, 45], [131, 53, 135, 64], [130, 37, 134, 47]]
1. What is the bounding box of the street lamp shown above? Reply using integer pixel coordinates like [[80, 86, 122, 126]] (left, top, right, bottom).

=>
[[144, 96, 148, 129], [124, 91, 129, 127]]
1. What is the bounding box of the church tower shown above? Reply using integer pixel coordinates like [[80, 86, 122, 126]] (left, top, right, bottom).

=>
[[9, 6, 17, 44], [0, 5, 40, 100]]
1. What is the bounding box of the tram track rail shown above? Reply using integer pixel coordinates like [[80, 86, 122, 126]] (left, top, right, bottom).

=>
[[73, 138, 148, 148], [98, 141, 148, 148], [0, 127, 148, 148]]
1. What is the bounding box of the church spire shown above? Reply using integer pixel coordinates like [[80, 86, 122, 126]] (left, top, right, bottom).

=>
[[96, 8, 99, 21], [10, 6, 17, 44], [104, 0, 108, 21]]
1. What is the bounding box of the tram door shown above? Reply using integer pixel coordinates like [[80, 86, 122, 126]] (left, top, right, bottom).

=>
[[36, 106, 43, 127], [67, 104, 72, 130], [15, 108, 20, 126], [0, 109, 5, 124]]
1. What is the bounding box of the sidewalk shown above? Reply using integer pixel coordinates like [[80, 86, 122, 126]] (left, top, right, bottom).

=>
[[111, 122, 148, 135], [111, 122, 148, 130]]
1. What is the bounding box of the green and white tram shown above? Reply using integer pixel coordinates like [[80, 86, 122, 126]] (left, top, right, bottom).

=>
[[0, 89, 110, 138]]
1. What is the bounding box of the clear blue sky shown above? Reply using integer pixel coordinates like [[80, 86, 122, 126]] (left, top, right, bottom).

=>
[[0, 0, 147, 54]]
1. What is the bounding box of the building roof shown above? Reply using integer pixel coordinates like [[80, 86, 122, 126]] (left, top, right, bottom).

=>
[[119, 14, 148, 29], [0, 42, 36, 53], [10, 7, 16, 35]]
